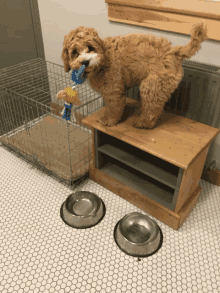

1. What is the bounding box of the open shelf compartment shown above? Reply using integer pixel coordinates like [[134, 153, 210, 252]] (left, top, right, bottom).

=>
[[96, 130, 181, 190], [99, 153, 178, 210]]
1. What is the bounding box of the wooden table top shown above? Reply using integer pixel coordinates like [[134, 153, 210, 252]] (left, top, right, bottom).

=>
[[82, 99, 220, 169]]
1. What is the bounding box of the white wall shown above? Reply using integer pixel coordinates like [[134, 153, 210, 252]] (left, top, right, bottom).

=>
[[38, 0, 220, 67]]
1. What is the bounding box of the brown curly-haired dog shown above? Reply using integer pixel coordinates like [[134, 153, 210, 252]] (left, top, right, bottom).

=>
[[61, 23, 208, 128]]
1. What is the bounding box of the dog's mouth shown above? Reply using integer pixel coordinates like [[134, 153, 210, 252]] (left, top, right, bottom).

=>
[[81, 53, 99, 72], [82, 60, 90, 68], [71, 57, 96, 77], [83, 64, 94, 74], [82, 71, 88, 79], [83, 65, 90, 72]]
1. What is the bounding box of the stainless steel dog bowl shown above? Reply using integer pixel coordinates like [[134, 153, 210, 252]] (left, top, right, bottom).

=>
[[60, 191, 105, 228], [114, 212, 162, 257]]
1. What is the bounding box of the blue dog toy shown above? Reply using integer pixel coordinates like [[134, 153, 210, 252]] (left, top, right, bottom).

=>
[[62, 65, 86, 121], [71, 64, 86, 85]]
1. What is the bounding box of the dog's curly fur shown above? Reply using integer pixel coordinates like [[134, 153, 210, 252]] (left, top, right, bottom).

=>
[[61, 23, 208, 128]]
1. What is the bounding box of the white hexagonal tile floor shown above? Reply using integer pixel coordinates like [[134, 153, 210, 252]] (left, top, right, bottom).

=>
[[0, 145, 220, 293]]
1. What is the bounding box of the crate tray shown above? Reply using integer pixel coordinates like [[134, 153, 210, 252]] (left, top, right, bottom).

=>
[[1, 115, 93, 181]]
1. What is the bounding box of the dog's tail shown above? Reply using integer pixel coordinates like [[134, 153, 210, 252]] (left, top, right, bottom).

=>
[[167, 22, 208, 61]]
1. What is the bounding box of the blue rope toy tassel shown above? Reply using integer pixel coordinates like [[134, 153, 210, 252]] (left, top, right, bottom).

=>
[[61, 65, 86, 121]]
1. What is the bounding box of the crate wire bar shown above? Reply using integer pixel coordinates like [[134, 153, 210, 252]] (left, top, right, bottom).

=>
[[0, 58, 104, 187]]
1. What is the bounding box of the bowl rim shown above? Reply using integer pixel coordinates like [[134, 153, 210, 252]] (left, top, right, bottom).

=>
[[65, 191, 102, 218], [60, 199, 106, 229], [119, 212, 159, 245], [114, 219, 163, 258]]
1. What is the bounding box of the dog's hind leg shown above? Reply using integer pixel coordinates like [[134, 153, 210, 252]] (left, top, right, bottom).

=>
[[132, 73, 178, 129]]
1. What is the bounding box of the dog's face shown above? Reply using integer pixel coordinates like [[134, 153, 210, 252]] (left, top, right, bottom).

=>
[[61, 26, 105, 74]]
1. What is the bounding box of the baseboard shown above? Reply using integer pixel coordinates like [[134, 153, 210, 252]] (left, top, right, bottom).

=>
[[201, 167, 220, 186]]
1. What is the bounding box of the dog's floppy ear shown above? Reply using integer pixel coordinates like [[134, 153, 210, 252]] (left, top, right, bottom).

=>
[[89, 29, 105, 53], [94, 35, 105, 52], [61, 35, 71, 72]]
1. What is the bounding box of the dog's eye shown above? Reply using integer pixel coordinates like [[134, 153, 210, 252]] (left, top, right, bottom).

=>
[[72, 49, 78, 55], [88, 46, 95, 52]]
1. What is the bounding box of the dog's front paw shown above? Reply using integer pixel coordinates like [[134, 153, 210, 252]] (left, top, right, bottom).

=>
[[131, 116, 155, 129], [98, 115, 119, 127]]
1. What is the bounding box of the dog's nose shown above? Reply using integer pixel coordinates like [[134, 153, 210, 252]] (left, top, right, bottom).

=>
[[82, 60, 90, 67]]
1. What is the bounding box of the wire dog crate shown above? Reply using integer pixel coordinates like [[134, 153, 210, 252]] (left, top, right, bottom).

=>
[[0, 58, 104, 186]]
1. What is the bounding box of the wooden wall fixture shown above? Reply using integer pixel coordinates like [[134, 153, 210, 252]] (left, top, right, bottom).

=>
[[105, 0, 220, 41]]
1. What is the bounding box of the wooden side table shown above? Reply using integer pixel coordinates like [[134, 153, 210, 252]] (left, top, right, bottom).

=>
[[82, 99, 220, 230]]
